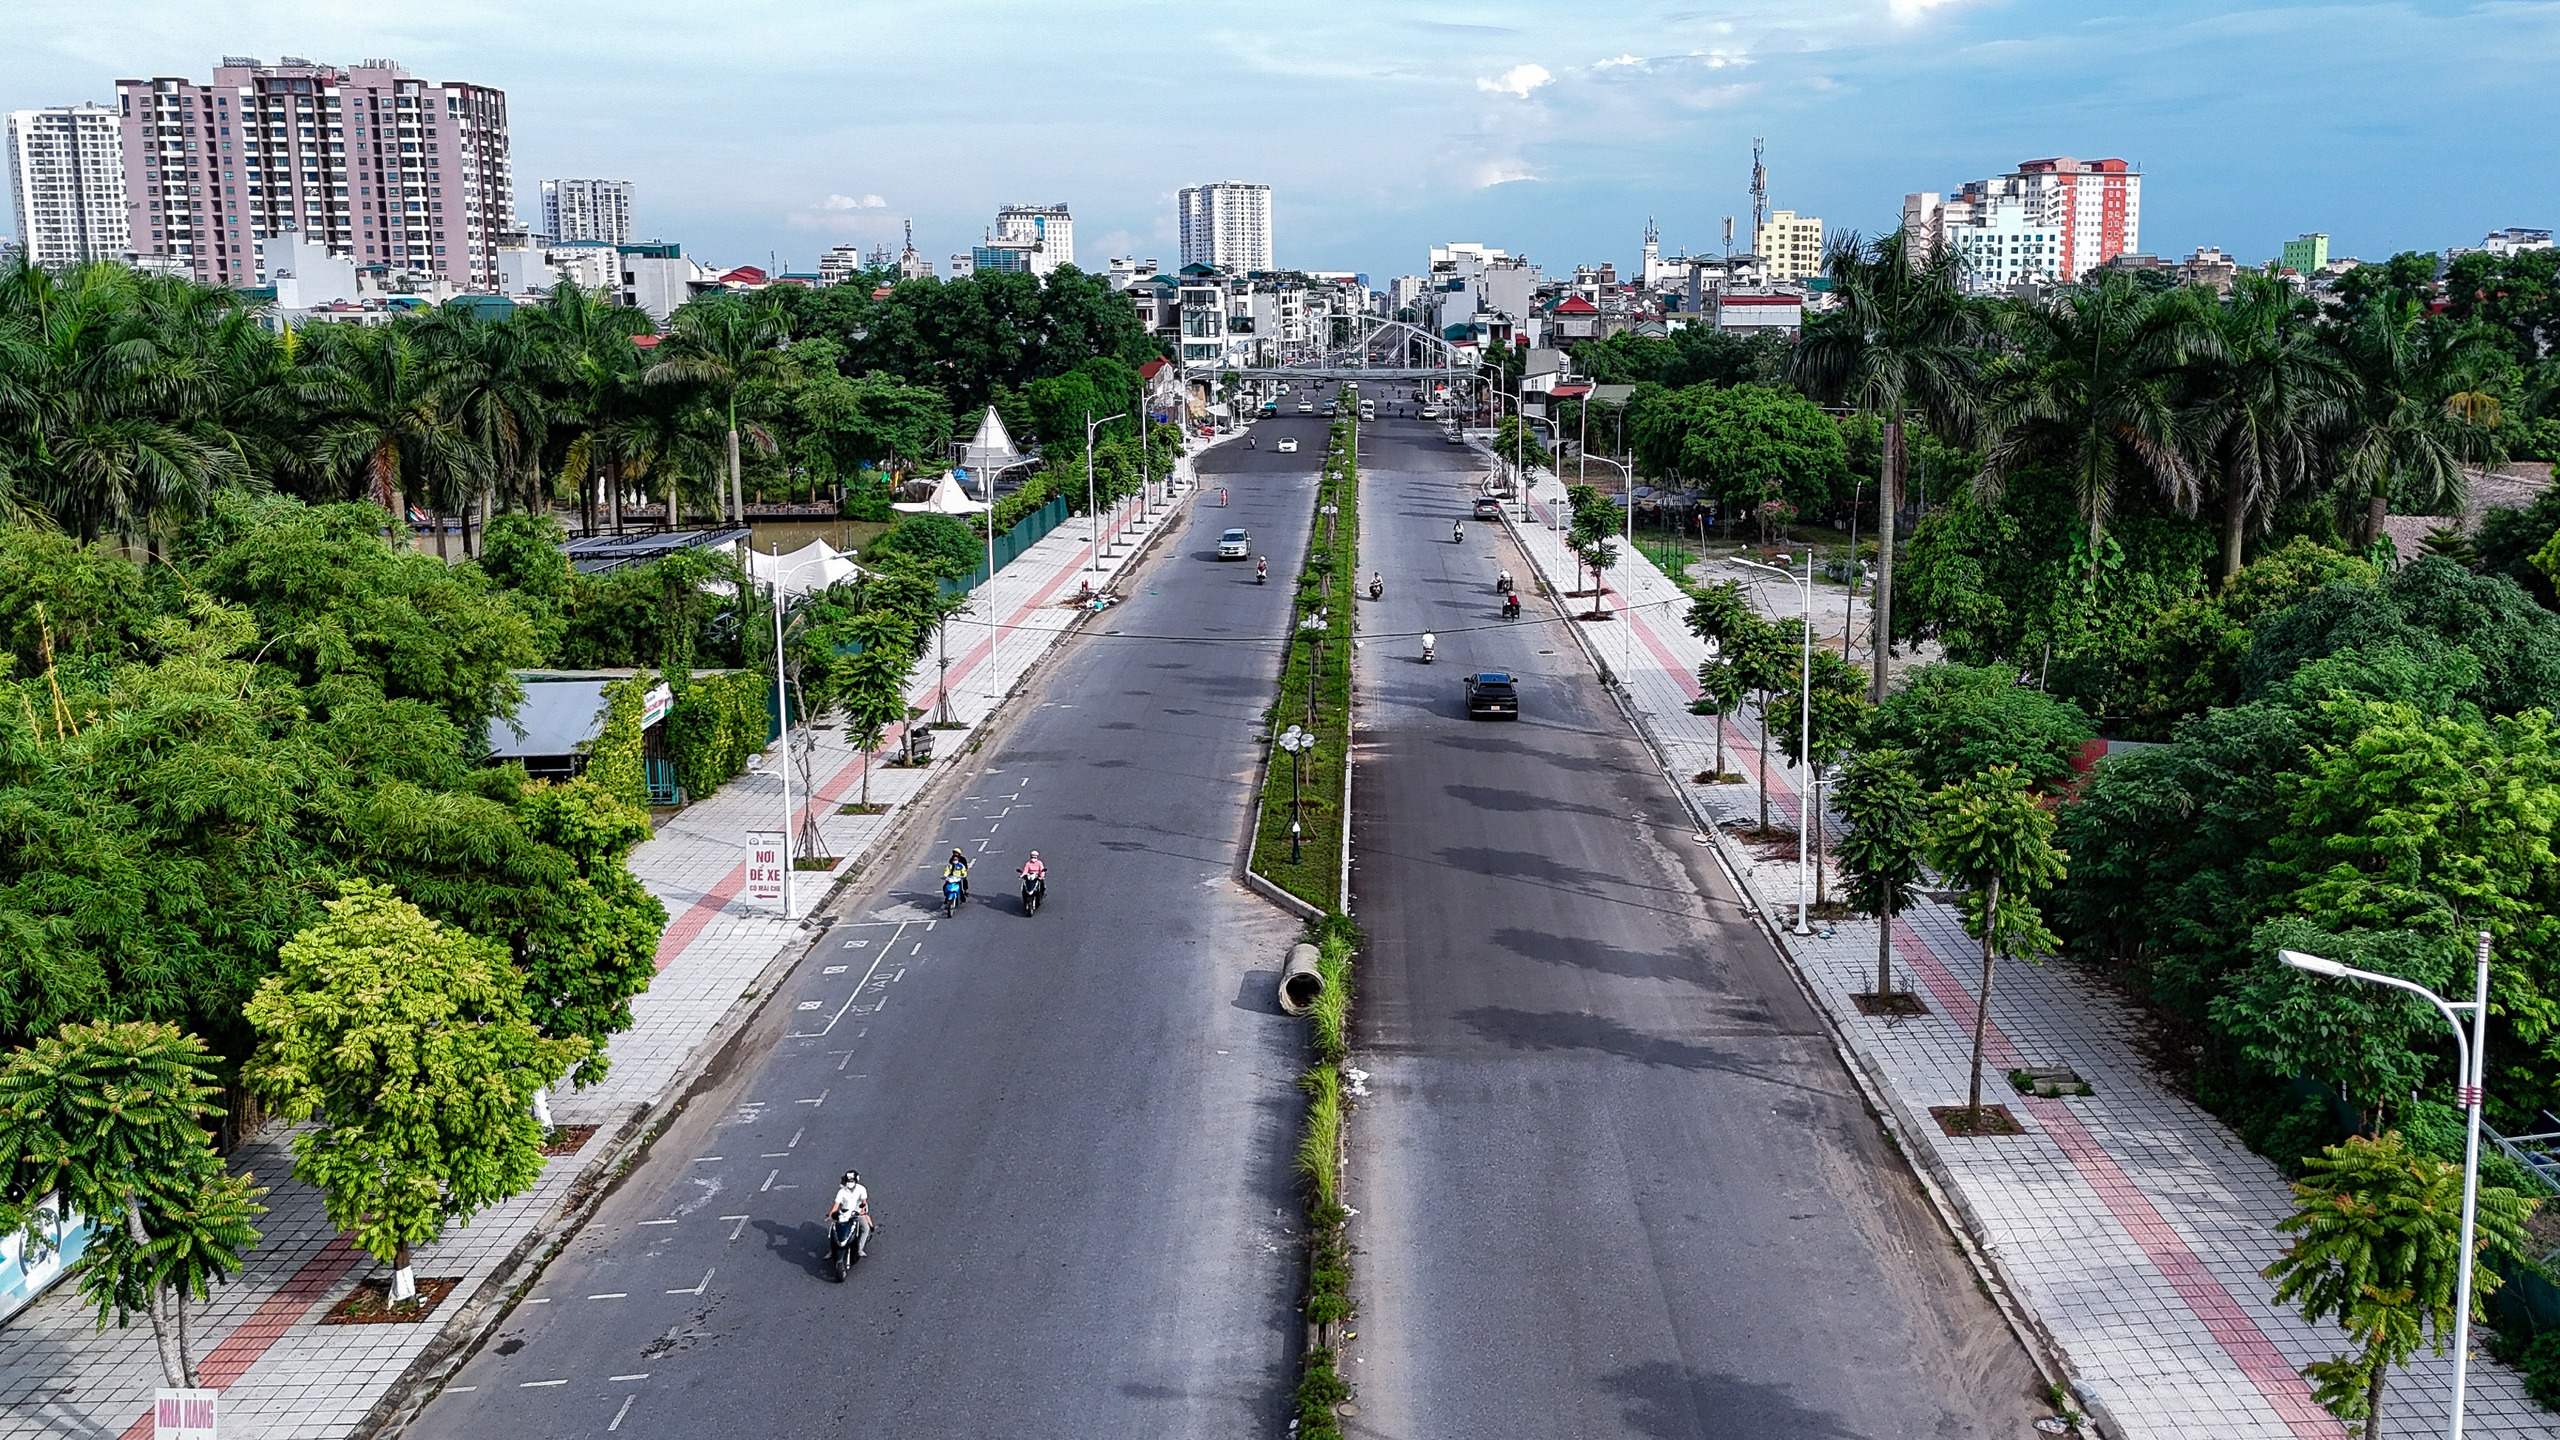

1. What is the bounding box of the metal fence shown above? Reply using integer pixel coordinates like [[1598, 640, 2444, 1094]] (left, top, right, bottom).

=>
[[942, 496, 1071, 594]]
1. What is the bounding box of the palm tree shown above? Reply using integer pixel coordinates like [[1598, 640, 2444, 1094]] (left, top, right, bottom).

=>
[[2330, 296, 2507, 549], [1791, 229, 1979, 703], [2187, 274, 2349, 586], [416, 305, 548, 554], [525, 280, 653, 527], [1975, 272, 2217, 571], [295, 324, 479, 553], [0, 257, 243, 545], [646, 296, 792, 525]]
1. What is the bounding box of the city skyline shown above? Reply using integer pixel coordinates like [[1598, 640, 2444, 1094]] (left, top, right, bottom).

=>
[[1, 2, 2553, 283]]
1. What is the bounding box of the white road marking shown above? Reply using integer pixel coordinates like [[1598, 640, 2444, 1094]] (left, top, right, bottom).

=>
[[758, 1170, 778, 1192], [445, 1386, 476, 1392], [636, 1219, 677, 1227], [796, 1002, 822, 1011], [910, 942, 923, 956], [822, 965, 848, 975], [521, 1379, 567, 1387], [761, 1151, 788, 1157], [723, 1214, 750, 1241], [611, 1373, 651, 1382], [667, 1268, 713, 1295], [608, 1394, 636, 1431], [692, 1157, 722, 1163], [792, 927, 902, 1038], [587, 1292, 628, 1300], [796, 1089, 829, 1108], [987, 822, 1000, 833], [524, 1298, 551, 1304], [788, 1127, 804, 1147]]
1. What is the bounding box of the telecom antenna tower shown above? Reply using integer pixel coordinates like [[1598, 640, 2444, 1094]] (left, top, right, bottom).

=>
[[1749, 138, 1768, 241]]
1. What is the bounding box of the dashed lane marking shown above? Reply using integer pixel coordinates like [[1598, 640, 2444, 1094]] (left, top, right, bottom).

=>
[[520, 1379, 567, 1388], [608, 1395, 636, 1431], [723, 1215, 750, 1241]]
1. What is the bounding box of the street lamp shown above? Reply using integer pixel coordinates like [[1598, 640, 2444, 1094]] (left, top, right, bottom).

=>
[[1277, 724, 1315, 862], [2279, 933, 2495, 1440], [1085, 408, 1129, 570], [1732, 550, 1816, 936], [1581, 450, 1638, 685]]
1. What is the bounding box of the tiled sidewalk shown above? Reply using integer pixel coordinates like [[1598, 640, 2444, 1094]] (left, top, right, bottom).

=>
[[1502, 476, 2547, 1439], [0, 463, 1201, 1440]]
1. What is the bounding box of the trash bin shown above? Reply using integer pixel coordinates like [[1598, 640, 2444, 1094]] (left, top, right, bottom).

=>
[[905, 726, 936, 765]]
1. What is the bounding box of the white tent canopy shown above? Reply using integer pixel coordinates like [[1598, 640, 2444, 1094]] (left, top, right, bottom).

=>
[[892, 469, 991, 516], [744, 538, 864, 599]]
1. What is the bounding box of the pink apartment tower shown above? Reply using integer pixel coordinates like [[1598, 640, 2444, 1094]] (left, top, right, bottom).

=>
[[115, 56, 512, 290]]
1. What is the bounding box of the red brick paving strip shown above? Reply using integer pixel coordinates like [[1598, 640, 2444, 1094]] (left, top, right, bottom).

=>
[[117, 1235, 362, 1440]]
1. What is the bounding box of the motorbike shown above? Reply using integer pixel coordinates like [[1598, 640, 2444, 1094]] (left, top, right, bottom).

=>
[[1021, 873, 1046, 916], [943, 875, 964, 917], [1368, 576, 1384, 601], [829, 1214, 871, 1281], [1421, 634, 1436, 664], [1256, 560, 1268, 585], [1451, 522, 1464, 544], [1502, 593, 1521, 620], [1497, 570, 1513, 594]]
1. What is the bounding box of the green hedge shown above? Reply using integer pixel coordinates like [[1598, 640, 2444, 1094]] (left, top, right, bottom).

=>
[[583, 671, 654, 811], [665, 670, 770, 802], [1252, 418, 1358, 909]]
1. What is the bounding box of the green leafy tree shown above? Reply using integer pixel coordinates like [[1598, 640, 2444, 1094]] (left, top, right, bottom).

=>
[[0, 1021, 263, 1385], [1638, 383, 1851, 524], [2332, 297, 2508, 548], [647, 295, 792, 524], [1565, 483, 1620, 619], [837, 611, 919, 809], [1729, 620, 1802, 832], [1871, 663, 2096, 793], [244, 881, 586, 1301], [1793, 229, 1980, 703], [866, 512, 984, 579], [1685, 581, 1757, 780], [2265, 1131, 2537, 1440], [1765, 646, 1871, 903], [1926, 765, 2067, 1120], [1835, 748, 1930, 1001]]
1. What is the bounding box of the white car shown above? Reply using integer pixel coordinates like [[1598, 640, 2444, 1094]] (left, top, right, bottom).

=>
[[1275, 436, 1299, 453], [1297, 401, 1314, 414], [1421, 405, 1442, 420], [1218, 527, 1251, 559]]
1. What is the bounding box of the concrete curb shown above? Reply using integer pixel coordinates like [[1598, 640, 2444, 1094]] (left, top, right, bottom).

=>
[[1491, 502, 2103, 1437], [362, 478, 1199, 1440]]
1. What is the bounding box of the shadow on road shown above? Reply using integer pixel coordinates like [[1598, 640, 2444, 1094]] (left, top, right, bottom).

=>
[[1602, 1359, 1866, 1440], [752, 1218, 839, 1282], [1451, 1007, 1821, 1093]]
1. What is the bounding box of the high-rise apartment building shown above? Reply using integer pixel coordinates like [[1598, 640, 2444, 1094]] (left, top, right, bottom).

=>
[[992, 203, 1072, 277], [6, 104, 131, 267], [1177, 181, 1272, 272], [1753, 208, 1823, 282], [115, 56, 513, 291], [541, 178, 632, 245], [1904, 157, 2140, 289]]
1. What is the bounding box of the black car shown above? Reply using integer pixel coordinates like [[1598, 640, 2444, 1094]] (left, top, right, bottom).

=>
[[1465, 671, 1519, 719]]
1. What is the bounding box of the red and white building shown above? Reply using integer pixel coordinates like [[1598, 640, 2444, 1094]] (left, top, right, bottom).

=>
[[1903, 157, 2141, 290]]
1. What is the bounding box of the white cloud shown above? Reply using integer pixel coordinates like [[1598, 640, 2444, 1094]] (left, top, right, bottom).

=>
[[1475, 63, 1552, 98], [1593, 53, 1644, 69], [819, 193, 887, 210], [1888, 0, 1966, 20], [1472, 158, 1538, 188]]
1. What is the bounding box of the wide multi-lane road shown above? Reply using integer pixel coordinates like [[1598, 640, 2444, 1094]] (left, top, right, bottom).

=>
[[1343, 405, 2047, 1437], [405, 414, 1336, 1439]]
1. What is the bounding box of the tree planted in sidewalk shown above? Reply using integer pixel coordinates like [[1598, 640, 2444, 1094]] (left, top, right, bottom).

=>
[[1835, 747, 1930, 1004], [1566, 484, 1620, 617], [1924, 765, 2066, 1122], [2264, 1130, 2537, 1440], [245, 881, 586, 1304], [837, 611, 920, 809], [1686, 581, 1756, 780], [0, 1021, 264, 1386], [1728, 618, 1802, 832], [1766, 646, 1872, 904]]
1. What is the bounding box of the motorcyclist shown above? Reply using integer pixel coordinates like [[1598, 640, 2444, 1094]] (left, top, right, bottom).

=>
[[828, 1170, 873, 1260], [1421, 632, 1437, 663], [1497, 568, 1513, 594], [944, 849, 971, 901], [1021, 851, 1046, 884], [1452, 519, 1464, 543], [1368, 571, 1383, 600], [1256, 555, 1269, 584], [1503, 591, 1522, 619]]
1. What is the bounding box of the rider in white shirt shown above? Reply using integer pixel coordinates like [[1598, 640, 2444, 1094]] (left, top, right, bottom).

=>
[[828, 1171, 872, 1256]]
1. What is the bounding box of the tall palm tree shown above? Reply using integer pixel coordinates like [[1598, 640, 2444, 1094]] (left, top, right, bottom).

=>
[[0, 257, 242, 544], [525, 280, 653, 526], [1975, 272, 2216, 570], [295, 324, 478, 553], [2330, 296, 2507, 549], [1792, 228, 1979, 702], [646, 296, 792, 525], [416, 306, 547, 555], [2188, 274, 2349, 586]]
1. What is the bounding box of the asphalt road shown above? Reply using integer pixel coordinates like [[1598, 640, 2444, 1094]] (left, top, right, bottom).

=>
[[1342, 406, 2047, 1438], [403, 411, 1341, 1440]]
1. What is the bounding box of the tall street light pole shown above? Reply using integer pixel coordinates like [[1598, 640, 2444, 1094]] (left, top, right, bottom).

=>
[[1582, 452, 1638, 685], [1085, 409, 1128, 571], [765, 542, 842, 920], [1733, 551, 1816, 935], [2279, 934, 2495, 1440]]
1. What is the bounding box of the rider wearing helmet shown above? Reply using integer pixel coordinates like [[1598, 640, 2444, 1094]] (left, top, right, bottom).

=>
[[945, 849, 971, 900], [1021, 850, 1046, 883], [828, 1170, 873, 1257]]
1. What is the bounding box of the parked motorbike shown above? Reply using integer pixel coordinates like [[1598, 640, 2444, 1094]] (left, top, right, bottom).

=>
[[1021, 874, 1046, 916]]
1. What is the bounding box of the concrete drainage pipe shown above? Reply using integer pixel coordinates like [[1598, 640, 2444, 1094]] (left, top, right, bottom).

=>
[[1278, 942, 1326, 1015]]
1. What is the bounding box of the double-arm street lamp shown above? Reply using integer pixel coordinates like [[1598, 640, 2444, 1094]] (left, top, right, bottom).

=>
[[2278, 933, 2495, 1440], [1579, 451, 1638, 682], [764, 543, 852, 921], [1730, 551, 1816, 936], [1278, 724, 1315, 862]]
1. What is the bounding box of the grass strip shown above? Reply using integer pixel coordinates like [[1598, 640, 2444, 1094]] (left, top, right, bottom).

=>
[[1250, 416, 1358, 910], [1292, 911, 1361, 1436]]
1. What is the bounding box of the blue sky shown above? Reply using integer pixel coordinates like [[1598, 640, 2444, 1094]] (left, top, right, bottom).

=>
[[7, 1, 2556, 283]]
